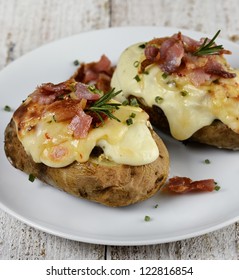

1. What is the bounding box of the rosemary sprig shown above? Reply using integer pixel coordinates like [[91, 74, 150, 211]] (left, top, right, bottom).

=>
[[193, 30, 224, 56], [87, 88, 122, 123]]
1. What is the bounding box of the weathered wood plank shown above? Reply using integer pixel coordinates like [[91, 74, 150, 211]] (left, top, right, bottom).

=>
[[0, 0, 110, 70], [111, 0, 239, 39], [107, 225, 238, 260], [0, 212, 105, 259]]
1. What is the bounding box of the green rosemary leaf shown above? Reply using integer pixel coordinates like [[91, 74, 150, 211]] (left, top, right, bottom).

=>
[[193, 30, 224, 56], [86, 88, 122, 123]]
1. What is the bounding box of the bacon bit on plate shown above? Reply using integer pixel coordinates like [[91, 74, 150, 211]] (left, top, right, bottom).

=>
[[163, 176, 216, 193]]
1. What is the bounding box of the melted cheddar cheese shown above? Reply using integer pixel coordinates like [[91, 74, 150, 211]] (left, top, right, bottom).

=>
[[13, 98, 159, 168], [111, 43, 239, 140]]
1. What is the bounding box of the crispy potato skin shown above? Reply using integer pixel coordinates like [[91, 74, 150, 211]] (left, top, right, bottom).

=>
[[4, 119, 169, 207], [142, 103, 239, 150]]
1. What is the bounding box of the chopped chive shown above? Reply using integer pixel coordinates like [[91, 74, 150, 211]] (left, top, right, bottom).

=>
[[134, 74, 141, 82], [155, 96, 164, 104], [214, 185, 221, 191], [162, 72, 169, 79], [204, 159, 210, 164], [130, 98, 139, 107], [52, 115, 57, 122], [143, 70, 149, 75], [130, 113, 136, 118], [4, 105, 11, 112], [73, 59, 80, 66], [122, 100, 129, 106], [28, 174, 35, 182], [126, 118, 133, 126], [144, 215, 151, 222], [139, 43, 146, 49], [181, 90, 189, 96], [154, 204, 159, 208], [133, 61, 140, 67]]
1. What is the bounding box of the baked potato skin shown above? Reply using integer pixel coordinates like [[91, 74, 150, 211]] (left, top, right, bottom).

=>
[[141, 103, 239, 150], [4, 119, 169, 207]]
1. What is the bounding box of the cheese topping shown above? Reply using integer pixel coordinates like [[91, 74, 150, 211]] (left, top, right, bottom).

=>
[[111, 43, 239, 140], [13, 100, 159, 168]]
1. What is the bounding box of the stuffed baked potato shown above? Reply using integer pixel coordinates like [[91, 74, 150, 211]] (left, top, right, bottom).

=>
[[4, 78, 169, 207], [111, 31, 239, 150]]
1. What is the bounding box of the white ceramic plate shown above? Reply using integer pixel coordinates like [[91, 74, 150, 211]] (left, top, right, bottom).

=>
[[1, 26, 239, 246]]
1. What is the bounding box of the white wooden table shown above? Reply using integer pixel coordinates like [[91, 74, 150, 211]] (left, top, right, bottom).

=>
[[1, 0, 239, 260]]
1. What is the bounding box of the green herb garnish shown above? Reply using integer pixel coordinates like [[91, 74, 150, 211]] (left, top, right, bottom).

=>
[[130, 97, 139, 107], [28, 174, 36, 182], [139, 43, 146, 49], [122, 100, 129, 106], [126, 118, 133, 126], [133, 61, 140, 67], [87, 88, 122, 123], [193, 30, 224, 56], [130, 113, 136, 118], [155, 96, 164, 104], [88, 85, 103, 96], [154, 204, 159, 208], [162, 72, 169, 79], [214, 185, 221, 191], [134, 74, 141, 82], [73, 59, 80, 66], [204, 159, 211, 164], [144, 215, 151, 222], [4, 105, 11, 112], [181, 90, 188, 96]]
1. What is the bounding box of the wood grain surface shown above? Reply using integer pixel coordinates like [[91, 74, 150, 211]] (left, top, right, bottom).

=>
[[0, 0, 239, 260]]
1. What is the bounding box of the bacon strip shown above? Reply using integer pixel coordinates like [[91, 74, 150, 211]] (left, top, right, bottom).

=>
[[164, 176, 216, 193], [159, 37, 184, 73], [31, 81, 72, 104], [68, 108, 92, 139], [75, 82, 100, 101]]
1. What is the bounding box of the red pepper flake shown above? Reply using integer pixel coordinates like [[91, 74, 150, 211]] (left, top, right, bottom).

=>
[[45, 133, 51, 139]]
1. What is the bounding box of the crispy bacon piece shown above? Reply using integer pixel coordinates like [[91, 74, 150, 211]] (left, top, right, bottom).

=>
[[159, 37, 184, 73], [46, 99, 82, 122], [141, 32, 236, 86], [31, 81, 72, 104], [72, 54, 114, 92], [204, 57, 236, 78], [92, 54, 112, 73], [39, 82, 69, 94], [75, 82, 100, 100], [25, 54, 115, 140], [164, 176, 216, 193], [68, 108, 92, 139]]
